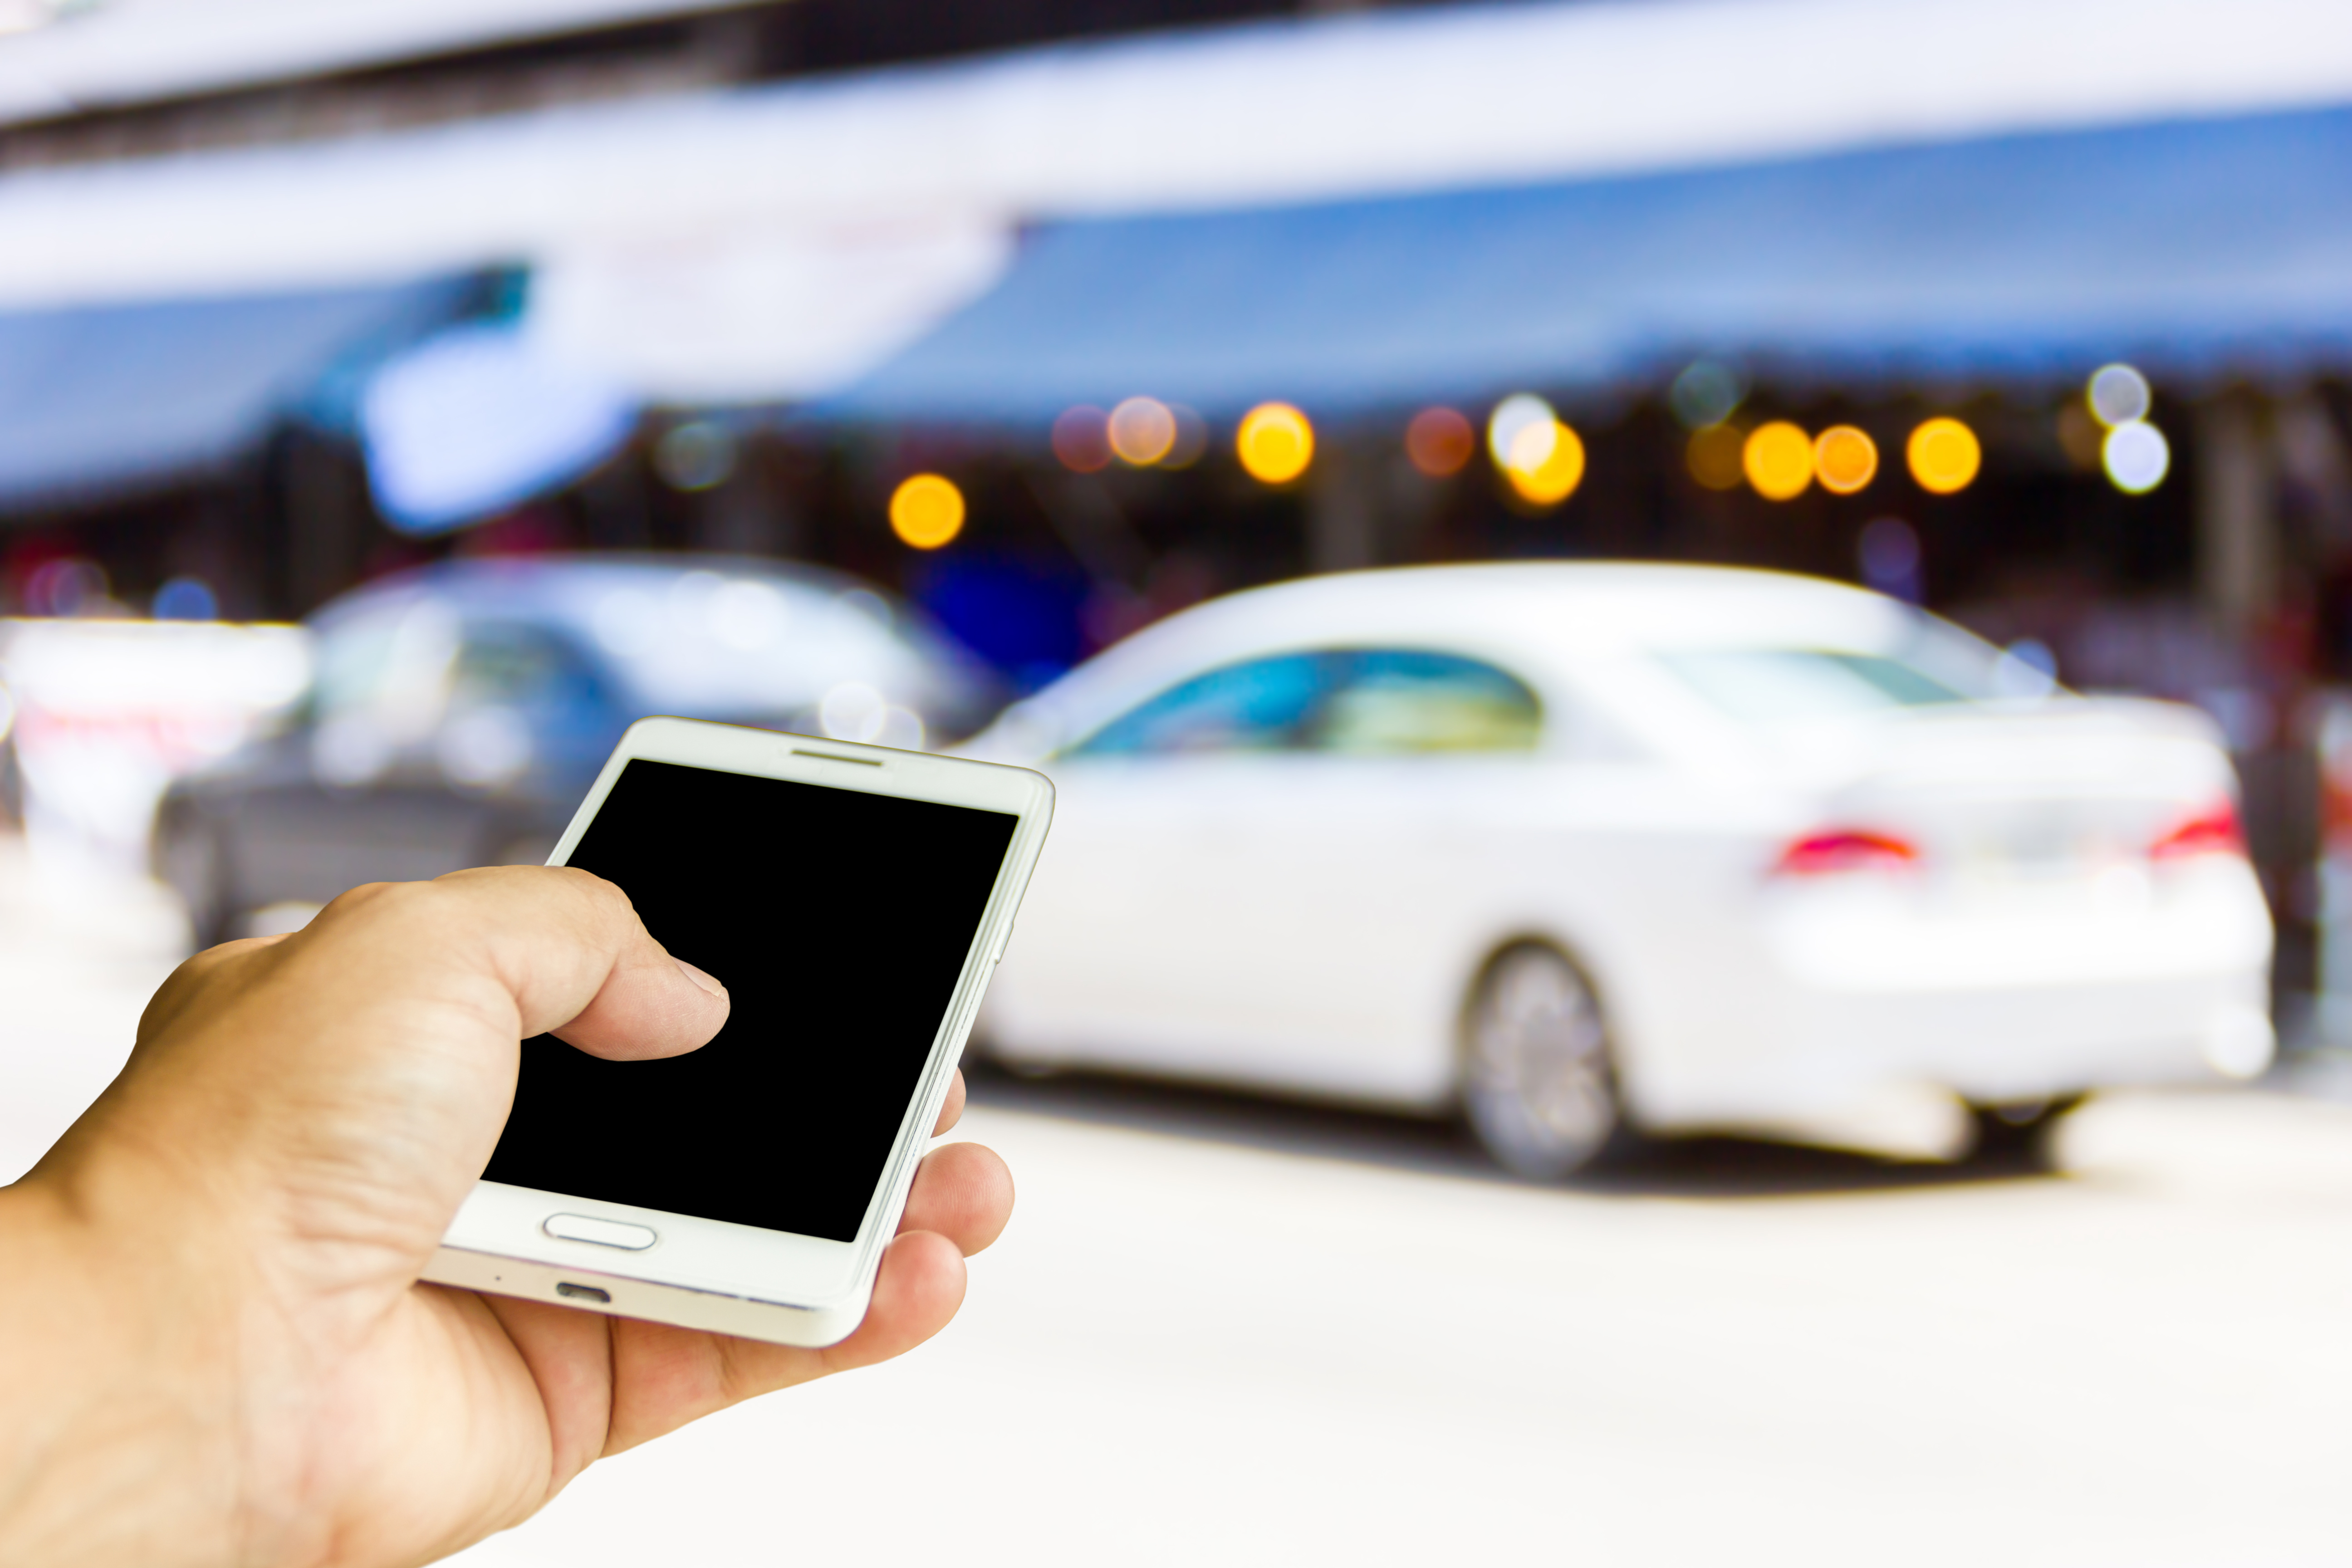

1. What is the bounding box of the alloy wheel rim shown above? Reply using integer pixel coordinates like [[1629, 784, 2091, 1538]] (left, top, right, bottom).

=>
[[1466, 948, 1616, 1176]]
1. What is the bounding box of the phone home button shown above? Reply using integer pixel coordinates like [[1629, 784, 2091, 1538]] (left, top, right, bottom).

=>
[[544, 1213, 658, 1251]]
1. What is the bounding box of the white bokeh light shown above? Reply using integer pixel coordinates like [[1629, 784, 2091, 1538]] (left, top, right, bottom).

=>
[[2103, 421, 2171, 494], [1486, 394, 1556, 470], [2087, 363, 2152, 428]]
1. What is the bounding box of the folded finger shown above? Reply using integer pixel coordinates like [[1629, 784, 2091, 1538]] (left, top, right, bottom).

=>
[[931, 1068, 967, 1137], [814, 1230, 967, 1377], [603, 1228, 978, 1453], [897, 1141, 1012, 1255]]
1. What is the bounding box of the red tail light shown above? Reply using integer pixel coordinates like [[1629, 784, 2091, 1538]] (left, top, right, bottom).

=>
[[1772, 829, 1920, 877], [2150, 802, 2245, 861]]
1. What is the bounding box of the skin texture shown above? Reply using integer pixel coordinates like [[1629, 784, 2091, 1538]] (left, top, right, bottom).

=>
[[0, 865, 1014, 1568]]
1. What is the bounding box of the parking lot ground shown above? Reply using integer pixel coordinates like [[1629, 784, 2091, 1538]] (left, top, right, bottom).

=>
[[443, 1074, 2352, 1568], [1, 847, 2348, 1566], [0, 843, 184, 1187]]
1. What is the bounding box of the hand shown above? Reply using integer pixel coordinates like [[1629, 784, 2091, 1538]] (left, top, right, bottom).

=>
[[0, 867, 1014, 1568]]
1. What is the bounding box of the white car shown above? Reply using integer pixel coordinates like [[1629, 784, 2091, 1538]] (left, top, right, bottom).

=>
[[964, 563, 2274, 1176]]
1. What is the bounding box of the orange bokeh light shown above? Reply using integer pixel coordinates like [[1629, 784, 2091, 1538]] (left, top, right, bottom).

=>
[[888, 473, 965, 549], [1686, 424, 1746, 490], [1813, 426, 1878, 495], [1237, 402, 1314, 485], [1744, 421, 1814, 501], [1907, 417, 1981, 495], [1503, 420, 1585, 505], [1108, 397, 1178, 466]]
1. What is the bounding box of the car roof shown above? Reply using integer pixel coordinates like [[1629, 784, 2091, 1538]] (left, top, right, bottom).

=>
[[986, 561, 1955, 761], [1044, 562, 1923, 704], [307, 553, 990, 720], [1157, 562, 1916, 651], [308, 554, 872, 630]]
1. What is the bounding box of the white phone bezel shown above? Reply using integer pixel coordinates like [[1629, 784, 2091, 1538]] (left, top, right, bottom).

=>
[[421, 716, 1053, 1347]]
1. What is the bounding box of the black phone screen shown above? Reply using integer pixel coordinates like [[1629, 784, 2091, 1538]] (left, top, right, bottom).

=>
[[483, 758, 1018, 1243]]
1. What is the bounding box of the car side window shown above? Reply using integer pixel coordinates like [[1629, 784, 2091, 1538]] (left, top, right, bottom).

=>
[[1318, 650, 1542, 754], [450, 623, 603, 715], [1655, 648, 1969, 726], [428, 623, 615, 790], [1074, 652, 1335, 756], [1071, 649, 1541, 757]]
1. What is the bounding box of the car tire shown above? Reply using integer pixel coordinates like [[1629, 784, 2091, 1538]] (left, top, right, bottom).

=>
[[1965, 1095, 2086, 1168], [1461, 943, 1630, 1180]]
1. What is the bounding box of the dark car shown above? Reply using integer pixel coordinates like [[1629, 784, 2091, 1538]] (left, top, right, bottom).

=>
[[155, 554, 1000, 946]]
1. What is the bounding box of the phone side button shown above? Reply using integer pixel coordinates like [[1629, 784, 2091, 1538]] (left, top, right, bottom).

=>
[[544, 1214, 659, 1250]]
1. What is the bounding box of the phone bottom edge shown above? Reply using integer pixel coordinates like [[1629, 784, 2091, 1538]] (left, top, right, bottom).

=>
[[419, 1245, 869, 1348]]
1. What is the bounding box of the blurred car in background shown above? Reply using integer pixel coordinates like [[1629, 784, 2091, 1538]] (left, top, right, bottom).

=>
[[965, 563, 2275, 1176], [156, 554, 999, 946]]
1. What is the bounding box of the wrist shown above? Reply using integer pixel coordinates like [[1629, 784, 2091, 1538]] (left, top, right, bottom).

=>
[[0, 1176, 250, 1568]]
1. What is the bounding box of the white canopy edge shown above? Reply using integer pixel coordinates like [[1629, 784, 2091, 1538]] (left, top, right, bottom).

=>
[[0, 0, 2344, 338], [0, 0, 756, 124]]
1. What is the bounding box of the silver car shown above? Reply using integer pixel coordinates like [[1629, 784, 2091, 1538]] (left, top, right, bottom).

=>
[[156, 554, 999, 946]]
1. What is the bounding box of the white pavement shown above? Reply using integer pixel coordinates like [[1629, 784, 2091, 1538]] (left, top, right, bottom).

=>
[[1, 846, 2348, 1566], [0, 839, 185, 1187]]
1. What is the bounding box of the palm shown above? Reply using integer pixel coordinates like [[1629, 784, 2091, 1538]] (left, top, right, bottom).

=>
[[28, 869, 1012, 1568], [319, 1137, 996, 1567]]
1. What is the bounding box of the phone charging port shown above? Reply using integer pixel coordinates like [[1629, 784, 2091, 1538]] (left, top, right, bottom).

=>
[[555, 1282, 612, 1303]]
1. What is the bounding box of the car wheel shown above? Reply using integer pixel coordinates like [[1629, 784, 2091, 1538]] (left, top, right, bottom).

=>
[[1462, 943, 1627, 1180], [1965, 1095, 2086, 1167]]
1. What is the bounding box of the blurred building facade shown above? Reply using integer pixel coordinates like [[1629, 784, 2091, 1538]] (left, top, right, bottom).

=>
[[2, 0, 2351, 998]]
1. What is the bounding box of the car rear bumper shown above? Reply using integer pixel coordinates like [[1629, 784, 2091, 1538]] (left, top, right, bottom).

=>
[[1626, 865, 2275, 1128], [1634, 970, 2273, 1130]]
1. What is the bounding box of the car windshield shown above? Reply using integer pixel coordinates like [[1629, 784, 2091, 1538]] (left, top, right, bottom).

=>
[[1654, 644, 1997, 726]]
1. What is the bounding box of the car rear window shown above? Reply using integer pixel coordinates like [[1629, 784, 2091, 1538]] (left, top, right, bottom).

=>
[[1655, 648, 1974, 725]]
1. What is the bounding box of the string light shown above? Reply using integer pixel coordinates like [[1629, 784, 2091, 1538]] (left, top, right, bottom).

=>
[[1405, 407, 1475, 477], [1108, 397, 1178, 466], [2103, 422, 2171, 494], [1504, 419, 1586, 505], [1906, 417, 1981, 495], [889, 474, 965, 549], [1744, 421, 1814, 501], [2084, 365, 2166, 494], [1686, 425, 1746, 490], [1487, 394, 1554, 469], [1813, 426, 1878, 495], [1236, 403, 1314, 484], [2087, 365, 2151, 428]]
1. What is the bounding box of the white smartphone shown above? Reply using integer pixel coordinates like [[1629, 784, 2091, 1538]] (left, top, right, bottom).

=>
[[420, 716, 1053, 1348]]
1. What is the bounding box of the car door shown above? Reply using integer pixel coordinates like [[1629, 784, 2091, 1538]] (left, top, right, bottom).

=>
[[1222, 649, 1550, 1101], [986, 650, 1337, 1074], [993, 647, 1546, 1105]]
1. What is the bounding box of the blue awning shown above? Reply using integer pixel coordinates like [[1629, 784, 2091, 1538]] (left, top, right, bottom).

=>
[[825, 105, 2352, 424], [0, 277, 475, 514]]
